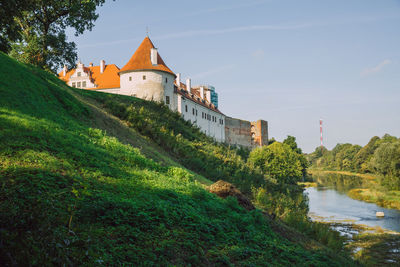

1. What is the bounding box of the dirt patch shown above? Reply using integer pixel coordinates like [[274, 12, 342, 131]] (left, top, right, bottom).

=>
[[208, 180, 255, 211]]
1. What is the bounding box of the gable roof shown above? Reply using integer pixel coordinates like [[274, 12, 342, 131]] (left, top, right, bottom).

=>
[[58, 64, 120, 89], [119, 37, 175, 76]]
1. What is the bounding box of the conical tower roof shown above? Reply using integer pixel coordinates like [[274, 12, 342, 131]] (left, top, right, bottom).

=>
[[119, 37, 175, 76]]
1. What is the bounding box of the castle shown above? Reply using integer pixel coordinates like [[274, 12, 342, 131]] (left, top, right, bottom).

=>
[[59, 36, 268, 148]]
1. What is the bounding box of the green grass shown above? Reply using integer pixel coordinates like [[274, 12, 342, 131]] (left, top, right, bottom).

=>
[[73, 88, 266, 195], [0, 52, 355, 265], [348, 188, 400, 210]]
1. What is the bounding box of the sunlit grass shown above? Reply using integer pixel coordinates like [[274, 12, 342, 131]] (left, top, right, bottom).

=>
[[0, 52, 354, 265]]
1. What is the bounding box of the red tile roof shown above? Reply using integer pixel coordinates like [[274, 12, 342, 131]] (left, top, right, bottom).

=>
[[119, 37, 175, 76], [58, 64, 120, 89]]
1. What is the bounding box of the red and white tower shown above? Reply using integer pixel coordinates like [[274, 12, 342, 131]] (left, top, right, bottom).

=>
[[320, 119, 323, 148]]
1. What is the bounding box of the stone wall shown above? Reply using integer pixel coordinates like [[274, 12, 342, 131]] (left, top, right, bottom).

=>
[[225, 117, 268, 148], [224, 117, 252, 148], [251, 120, 268, 147]]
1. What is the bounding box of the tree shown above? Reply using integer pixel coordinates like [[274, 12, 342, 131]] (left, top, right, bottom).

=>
[[371, 140, 400, 190], [283, 135, 308, 177], [0, 0, 29, 52], [248, 142, 303, 185], [283, 135, 302, 154], [8, 0, 106, 72], [353, 136, 380, 173]]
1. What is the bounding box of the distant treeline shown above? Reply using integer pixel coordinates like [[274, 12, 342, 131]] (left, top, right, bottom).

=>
[[307, 134, 400, 190]]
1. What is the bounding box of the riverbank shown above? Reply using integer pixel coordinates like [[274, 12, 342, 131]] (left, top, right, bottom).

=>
[[308, 169, 378, 180], [308, 170, 400, 211], [311, 218, 400, 266], [348, 189, 400, 210]]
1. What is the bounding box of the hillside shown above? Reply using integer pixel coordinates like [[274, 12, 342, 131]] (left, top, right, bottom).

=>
[[0, 53, 353, 265]]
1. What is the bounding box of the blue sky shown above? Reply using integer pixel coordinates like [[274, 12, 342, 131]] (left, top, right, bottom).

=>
[[67, 0, 400, 152]]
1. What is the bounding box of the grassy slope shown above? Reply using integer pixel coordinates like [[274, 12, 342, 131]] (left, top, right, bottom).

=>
[[0, 53, 352, 265]]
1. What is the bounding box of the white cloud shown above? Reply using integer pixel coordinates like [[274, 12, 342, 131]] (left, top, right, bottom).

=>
[[361, 59, 392, 76], [78, 23, 310, 48], [154, 24, 311, 41]]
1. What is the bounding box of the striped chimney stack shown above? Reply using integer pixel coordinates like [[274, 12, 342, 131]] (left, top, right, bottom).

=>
[[320, 119, 323, 148]]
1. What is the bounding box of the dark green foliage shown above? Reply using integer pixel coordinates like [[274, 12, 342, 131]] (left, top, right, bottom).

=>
[[0, 0, 29, 52], [6, 0, 106, 71], [0, 53, 354, 265]]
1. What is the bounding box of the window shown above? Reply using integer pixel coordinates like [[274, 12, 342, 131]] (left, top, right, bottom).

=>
[[195, 110, 198, 116], [129, 76, 132, 81], [143, 75, 146, 80], [82, 81, 86, 88], [77, 82, 81, 88], [72, 82, 76, 87], [77, 72, 81, 77], [166, 96, 170, 104], [165, 78, 168, 83], [192, 108, 195, 115], [185, 105, 188, 112]]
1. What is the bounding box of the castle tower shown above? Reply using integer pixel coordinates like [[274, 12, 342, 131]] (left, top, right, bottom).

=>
[[119, 37, 176, 107]]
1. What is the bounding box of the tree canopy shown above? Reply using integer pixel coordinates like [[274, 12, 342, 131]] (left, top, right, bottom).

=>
[[307, 134, 400, 190], [1, 0, 106, 72], [248, 141, 305, 185]]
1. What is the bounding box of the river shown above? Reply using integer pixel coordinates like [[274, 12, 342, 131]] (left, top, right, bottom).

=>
[[306, 172, 400, 232]]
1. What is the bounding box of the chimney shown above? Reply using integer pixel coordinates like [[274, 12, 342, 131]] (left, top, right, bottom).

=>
[[100, 60, 105, 73], [186, 78, 191, 92], [200, 86, 204, 99], [63, 65, 67, 76], [176, 73, 181, 88], [205, 90, 211, 102], [89, 62, 93, 67], [150, 48, 158, 65]]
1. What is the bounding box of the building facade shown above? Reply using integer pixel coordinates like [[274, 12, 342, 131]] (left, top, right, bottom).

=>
[[59, 36, 267, 147]]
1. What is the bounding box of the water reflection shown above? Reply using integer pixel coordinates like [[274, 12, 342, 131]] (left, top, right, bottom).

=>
[[311, 173, 374, 193], [307, 173, 400, 232]]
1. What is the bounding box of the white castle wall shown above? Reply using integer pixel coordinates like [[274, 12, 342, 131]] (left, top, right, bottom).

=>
[[177, 94, 225, 142], [118, 70, 176, 108]]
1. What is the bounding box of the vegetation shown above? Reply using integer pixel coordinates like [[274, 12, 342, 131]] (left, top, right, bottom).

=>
[[348, 188, 400, 210], [81, 89, 348, 252], [334, 223, 400, 266], [308, 135, 400, 191], [0, 53, 357, 265], [79, 91, 265, 195], [1, 0, 106, 71], [248, 140, 306, 185]]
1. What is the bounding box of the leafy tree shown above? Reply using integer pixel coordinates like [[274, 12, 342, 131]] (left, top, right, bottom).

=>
[[371, 141, 400, 189], [248, 142, 304, 185], [268, 137, 276, 145], [0, 0, 28, 52], [283, 135, 302, 154], [353, 136, 380, 173], [8, 0, 106, 72], [283, 135, 308, 177]]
